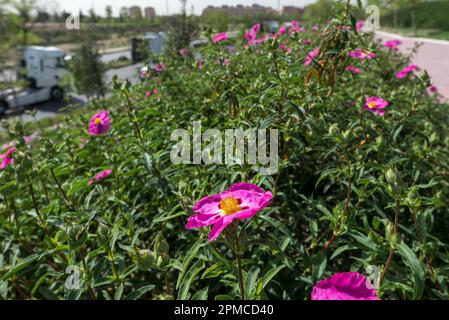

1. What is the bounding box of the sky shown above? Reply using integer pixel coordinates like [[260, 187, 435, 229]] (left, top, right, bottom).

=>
[[37, 0, 318, 16]]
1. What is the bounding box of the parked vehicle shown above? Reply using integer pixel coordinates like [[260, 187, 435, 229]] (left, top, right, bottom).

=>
[[0, 46, 69, 116], [131, 32, 167, 64]]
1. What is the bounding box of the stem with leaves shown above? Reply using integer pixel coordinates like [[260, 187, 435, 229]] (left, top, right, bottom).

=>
[[323, 147, 352, 253], [379, 200, 400, 286]]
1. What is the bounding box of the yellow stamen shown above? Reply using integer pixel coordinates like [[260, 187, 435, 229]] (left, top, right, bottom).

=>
[[367, 102, 376, 109], [94, 118, 102, 125], [219, 197, 241, 216]]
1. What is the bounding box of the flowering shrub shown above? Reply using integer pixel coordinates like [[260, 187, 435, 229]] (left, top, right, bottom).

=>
[[0, 2, 448, 300]]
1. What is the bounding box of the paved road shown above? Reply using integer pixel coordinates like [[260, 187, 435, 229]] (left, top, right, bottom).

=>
[[1, 49, 134, 82], [1, 50, 142, 126], [376, 31, 449, 101], [100, 49, 132, 64]]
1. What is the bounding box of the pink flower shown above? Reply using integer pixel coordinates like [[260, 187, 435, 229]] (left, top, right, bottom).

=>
[[280, 42, 292, 54], [302, 39, 313, 45], [24, 133, 38, 145], [356, 20, 364, 32], [0, 147, 16, 170], [384, 39, 402, 50], [363, 96, 389, 116], [251, 23, 261, 33], [349, 48, 376, 60], [304, 47, 320, 66], [254, 35, 270, 45], [139, 66, 149, 79], [277, 26, 287, 36], [179, 48, 188, 57], [245, 31, 256, 42], [289, 21, 301, 35], [88, 111, 111, 136], [197, 59, 204, 70], [88, 169, 113, 185], [1, 141, 15, 151], [146, 88, 159, 98], [223, 58, 230, 66], [153, 62, 166, 73], [213, 32, 228, 43], [312, 25, 319, 32], [396, 64, 419, 79], [429, 84, 438, 93], [312, 272, 378, 300], [186, 183, 273, 241], [346, 64, 362, 74]]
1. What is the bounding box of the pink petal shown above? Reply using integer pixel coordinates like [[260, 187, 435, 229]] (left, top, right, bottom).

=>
[[227, 182, 264, 193], [193, 194, 222, 213], [208, 215, 233, 241], [186, 213, 222, 229], [312, 272, 378, 300]]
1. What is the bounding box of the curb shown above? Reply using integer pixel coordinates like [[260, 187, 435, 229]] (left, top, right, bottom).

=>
[[376, 30, 449, 46]]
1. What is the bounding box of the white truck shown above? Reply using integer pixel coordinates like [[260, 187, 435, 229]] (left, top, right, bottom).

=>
[[0, 46, 69, 116]]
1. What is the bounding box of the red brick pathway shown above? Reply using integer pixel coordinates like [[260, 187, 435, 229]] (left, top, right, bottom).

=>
[[376, 31, 449, 101]]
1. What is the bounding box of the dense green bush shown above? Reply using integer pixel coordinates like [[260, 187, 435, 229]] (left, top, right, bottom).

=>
[[0, 1, 448, 300], [381, 1, 449, 31]]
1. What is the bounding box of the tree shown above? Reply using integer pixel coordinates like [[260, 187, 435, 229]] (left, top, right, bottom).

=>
[[0, 0, 13, 68], [69, 37, 106, 99], [88, 8, 97, 23], [303, 0, 333, 23], [119, 6, 128, 22], [105, 5, 113, 21], [165, 0, 200, 52], [12, 0, 37, 46]]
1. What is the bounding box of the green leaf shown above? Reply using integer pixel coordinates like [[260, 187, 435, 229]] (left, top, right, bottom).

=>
[[261, 265, 285, 290], [127, 285, 155, 300], [0, 180, 16, 193], [176, 238, 205, 290], [215, 294, 234, 300], [31, 274, 47, 297], [143, 152, 153, 173], [178, 259, 206, 300], [0, 253, 40, 282], [330, 244, 358, 260], [201, 263, 227, 279], [191, 286, 209, 300], [348, 231, 378, 251], [245, 267, 260, 299], [313, 254, 327, 280], [114, 282, 124, 300], [397, 243, 425, 300]]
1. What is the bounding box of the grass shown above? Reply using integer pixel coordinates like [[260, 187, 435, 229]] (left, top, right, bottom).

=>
[[381, 27, 449, 41], [0, 95, 94, 143], [104, 56, 133, 71]]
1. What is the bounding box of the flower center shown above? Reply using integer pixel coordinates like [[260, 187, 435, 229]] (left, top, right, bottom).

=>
[[367, 102, 377, 109], [219, 197, 241, 215], [94, 118, 102, 125]]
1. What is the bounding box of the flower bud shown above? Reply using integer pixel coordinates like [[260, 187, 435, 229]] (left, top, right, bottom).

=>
[[67, 224, 87, 249], [133, 249, 156, 271], [154, 234, 169, 256], [385, 168, 397, 185], [156, 253, 171, 271], [97, 221, 110, 243]]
